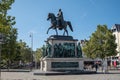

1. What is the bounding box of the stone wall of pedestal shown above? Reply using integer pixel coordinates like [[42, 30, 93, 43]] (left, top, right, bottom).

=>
[[41, 58, 84, 71]]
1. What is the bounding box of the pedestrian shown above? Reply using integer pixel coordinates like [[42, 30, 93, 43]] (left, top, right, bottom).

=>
[[95, 62, 98, 72]]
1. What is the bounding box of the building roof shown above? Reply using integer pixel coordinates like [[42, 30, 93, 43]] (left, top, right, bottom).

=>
[[112, 24, 120, 32]]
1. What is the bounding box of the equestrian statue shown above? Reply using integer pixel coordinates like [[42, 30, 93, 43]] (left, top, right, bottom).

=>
[[47, 9, 73, 36]]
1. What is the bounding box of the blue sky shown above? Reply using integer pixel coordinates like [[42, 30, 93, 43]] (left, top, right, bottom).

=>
[[8, 0, 120, 50]]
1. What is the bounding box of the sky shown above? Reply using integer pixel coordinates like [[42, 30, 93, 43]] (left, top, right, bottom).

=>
[[8, 0, 120, 50]]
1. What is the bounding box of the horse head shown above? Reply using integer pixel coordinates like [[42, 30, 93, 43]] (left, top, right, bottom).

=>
[[47, 13, 56, 21], [47, 13, 51, 20], [47, 13, 58, 35]]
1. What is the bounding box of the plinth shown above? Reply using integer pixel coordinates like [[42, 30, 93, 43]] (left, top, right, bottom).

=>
[[40, 35, 83, 71]]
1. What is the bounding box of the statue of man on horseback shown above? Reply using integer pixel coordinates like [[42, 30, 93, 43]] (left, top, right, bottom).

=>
[[47, 9, 73, 36]]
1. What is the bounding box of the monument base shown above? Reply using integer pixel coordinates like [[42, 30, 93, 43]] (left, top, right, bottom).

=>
[[34, 70, 96, 75], [40, 35, 84, 73], [40, 57, 84, 71]]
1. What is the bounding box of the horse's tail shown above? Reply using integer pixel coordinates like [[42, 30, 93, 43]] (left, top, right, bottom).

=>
[[67, 21, 73, 32]]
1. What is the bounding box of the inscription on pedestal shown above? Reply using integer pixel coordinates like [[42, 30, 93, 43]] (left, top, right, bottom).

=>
[[51, 62, 79, 68]]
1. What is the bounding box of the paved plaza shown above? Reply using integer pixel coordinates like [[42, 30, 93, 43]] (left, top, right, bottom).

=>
[[1, 70, 120, 80]]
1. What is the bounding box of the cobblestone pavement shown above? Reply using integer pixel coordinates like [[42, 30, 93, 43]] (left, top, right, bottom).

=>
[[1, 70, 120, 80]]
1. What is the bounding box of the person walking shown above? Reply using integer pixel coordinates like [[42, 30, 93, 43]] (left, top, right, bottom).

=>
[[95, 62, 98, 72]]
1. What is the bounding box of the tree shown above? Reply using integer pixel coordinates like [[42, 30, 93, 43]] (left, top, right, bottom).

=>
[[0, 0, 15, 28], [83, 25, 117, 60], [0, 0, 19, 67], [82, 40, 97, 59], [35, 48, 42, 62], [17, 40, 32, 63]]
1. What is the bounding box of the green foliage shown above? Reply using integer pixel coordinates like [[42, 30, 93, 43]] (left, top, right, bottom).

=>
[[0, 0, 35, 68], [17, 40, 32, 63], [83, 25, 117, 59], [0, 0, 15, 28], [0, 0, 19, 65], [35, 48, 42, 62], [82, 40, 97, 59]]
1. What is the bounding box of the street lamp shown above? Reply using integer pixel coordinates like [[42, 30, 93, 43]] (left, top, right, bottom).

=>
[[30, 32, 37, 70], [30, 32, 33, 71]]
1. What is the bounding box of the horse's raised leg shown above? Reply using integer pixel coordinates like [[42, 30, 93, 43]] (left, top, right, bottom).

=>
[[47, 27, 52, 34]]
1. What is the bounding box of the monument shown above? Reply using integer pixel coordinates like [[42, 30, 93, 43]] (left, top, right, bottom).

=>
[[40, 9, 84, 72]]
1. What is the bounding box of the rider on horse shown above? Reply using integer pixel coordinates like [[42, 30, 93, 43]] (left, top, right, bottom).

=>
[[47, 9, 73, 36], [57, 9, 64, 27]]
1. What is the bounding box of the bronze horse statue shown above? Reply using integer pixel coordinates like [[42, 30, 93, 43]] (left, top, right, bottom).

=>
[[47, 13, 73, 36]]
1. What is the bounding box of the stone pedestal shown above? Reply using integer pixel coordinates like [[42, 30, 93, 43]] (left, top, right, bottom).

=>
[[41, 58, 84, 71], [40, 35, 83, 71]]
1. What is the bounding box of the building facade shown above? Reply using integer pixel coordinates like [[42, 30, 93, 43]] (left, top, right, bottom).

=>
[[111, 24, 120, 56], [111, 24, 120, 67]]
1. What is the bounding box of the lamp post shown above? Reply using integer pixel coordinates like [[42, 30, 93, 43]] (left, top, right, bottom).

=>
[[30, 32, 37, 70], [30, 32, 33, 71]]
